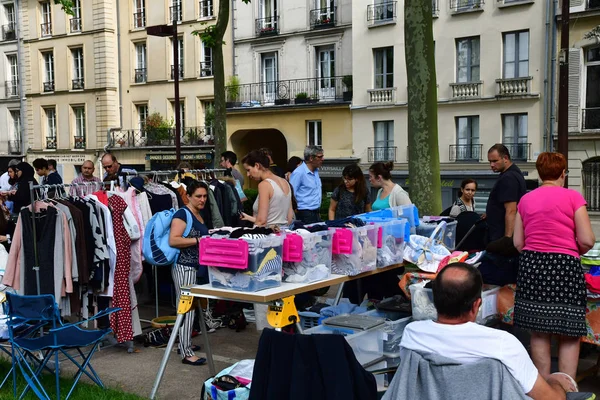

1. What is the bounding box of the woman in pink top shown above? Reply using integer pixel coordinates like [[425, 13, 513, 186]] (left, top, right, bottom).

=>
[[513, 152, 595, 380]]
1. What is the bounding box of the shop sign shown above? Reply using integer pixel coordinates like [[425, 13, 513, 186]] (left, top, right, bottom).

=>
[[145, 153, 212, 162], [50, 155, 88, 164], [403, 178, 456, 188]]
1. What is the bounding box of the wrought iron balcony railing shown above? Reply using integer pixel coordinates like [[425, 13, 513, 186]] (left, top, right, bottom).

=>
[[170, 5, 182, 22], [199, 0, 214, 18], [503, 142, 530, 161], [255, 16, 279, 36], [109, 126, 215, 149], [135, 68, 147, 83], [450, 81, 482, 98], [200, 62, 213, 77], [310, 7, 336, 29], [368, 147, 397, 163], [70, 17, 81, 32], [225, 76, 350, 107], [5, 80, 18, 98], [583, 108, 600, 131], [449, 144, 483, 162], [496, 76, 532, 96], [8, 140, 20, 154], [2, 24, 16, 41], [41, 22, 52, 37], [46, 136, 57, 150], [74, 135, 86, 149], [368, 88, 396, 104], [72, 79, 84, 90], [367, 1, 397, 24], [450, 0, 484, 12], [43, 81, 54, 93], [171, 65, 184, 80], [133, 12, 146, 28]]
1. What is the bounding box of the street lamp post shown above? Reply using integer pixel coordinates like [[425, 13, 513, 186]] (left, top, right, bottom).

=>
[[147, 17, 181, 165]]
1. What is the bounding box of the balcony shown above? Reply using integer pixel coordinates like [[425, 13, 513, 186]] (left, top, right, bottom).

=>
[[200, 62, 213, 77], [8, 140, 20, 154], [41, 22, 52, 37], [226, 76, 350, 107], [583, 108, 600, 131], [449, 144, 483, 162], [450, 0, 484, 13], [135, 68, 147, 83], [367, 1, 397, 25], [5, 81, 18, 98], [170, 5, 182, 23], [43, 81, 54, 93], [46, 137, 57, 150], [72, 79, 84, 90], [74, 135, 86, 149], [450, 81, 482, 99], [310, 7, 336, 29], [368, 147, 397, 163], [255, 16, 279, 36], [2, 24, 16, 41], [108, 126, 214, 149], [133, 12, 146, 28], [503, 142, 530, 161], [199, 0, 214, 18], [497, 0, 535, 7], [368, 88, 396, 104], [496, 76, 532, 96], [171, 65, 184, 80], [70, 17, 81, 33]]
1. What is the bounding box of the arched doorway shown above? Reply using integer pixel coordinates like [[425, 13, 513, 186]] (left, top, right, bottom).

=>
[[230, 129, 288, 186]]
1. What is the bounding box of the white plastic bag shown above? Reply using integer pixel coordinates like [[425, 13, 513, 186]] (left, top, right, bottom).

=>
[[403, 221, 451, 273]]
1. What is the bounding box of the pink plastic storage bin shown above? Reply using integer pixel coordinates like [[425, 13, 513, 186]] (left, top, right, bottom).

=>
[[330, 225, 378, 276]]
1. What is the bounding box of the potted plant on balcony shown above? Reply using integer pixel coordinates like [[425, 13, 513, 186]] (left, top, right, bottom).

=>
[[226, 75, 241, 108], [145, 112, 173, 146], [342, 75, 353, 102], [295, 92, 309, 104]]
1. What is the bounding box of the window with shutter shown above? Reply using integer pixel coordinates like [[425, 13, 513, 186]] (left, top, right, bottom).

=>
[[568, 48, 582, 133]]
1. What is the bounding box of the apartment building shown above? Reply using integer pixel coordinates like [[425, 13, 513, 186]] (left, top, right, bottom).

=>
[[226, 0, 355, 189], [21, 0, 119, 182], [109, 0, 230, 171], [559, 0, 600, 213], [0, 0, 22, 165], [352, 0, 547, 208]]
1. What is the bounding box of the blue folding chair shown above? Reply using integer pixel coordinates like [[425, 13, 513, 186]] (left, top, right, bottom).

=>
[[6, 292, 120, 400]]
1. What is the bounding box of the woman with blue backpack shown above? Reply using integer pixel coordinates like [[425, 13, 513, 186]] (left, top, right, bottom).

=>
[[169, 180, 211, 366]]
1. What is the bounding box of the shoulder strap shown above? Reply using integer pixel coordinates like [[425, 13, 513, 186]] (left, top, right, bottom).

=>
[[182, 207, 193, 238]]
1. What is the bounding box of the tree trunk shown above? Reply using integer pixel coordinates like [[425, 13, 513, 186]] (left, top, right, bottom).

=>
[[404, 0, 442, 216], [212, 0, 230, 162]]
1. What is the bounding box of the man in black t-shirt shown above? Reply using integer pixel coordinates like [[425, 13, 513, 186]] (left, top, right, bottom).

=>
[[479, 144, 527, 285]]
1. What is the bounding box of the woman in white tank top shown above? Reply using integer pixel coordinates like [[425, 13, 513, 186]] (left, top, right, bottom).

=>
[[240, 150, 293, 227]]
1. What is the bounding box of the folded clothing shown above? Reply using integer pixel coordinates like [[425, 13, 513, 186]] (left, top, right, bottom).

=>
[[320, 302, 368, 318]]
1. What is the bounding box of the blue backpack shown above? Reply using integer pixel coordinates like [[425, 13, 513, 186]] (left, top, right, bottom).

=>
[[143, 208, 192, 266]]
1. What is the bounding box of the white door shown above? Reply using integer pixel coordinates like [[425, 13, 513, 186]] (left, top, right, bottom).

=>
[[317, 0, 334, 21], [317, 47, 335, 100], [262, 53, 277, 104]]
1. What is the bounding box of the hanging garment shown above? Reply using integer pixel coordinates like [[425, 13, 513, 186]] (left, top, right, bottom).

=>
[[108, 195, 134, 343], [21, 208, 58, 296]]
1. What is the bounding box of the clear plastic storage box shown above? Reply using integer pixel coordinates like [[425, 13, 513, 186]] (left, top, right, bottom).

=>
[[359, 218, 409, 268], [416, 219, 458, 250], [330, 224, 379, 276], [282, 230, 333, 284], [363, 309, 412, 357], [204, 235, 284, 292]]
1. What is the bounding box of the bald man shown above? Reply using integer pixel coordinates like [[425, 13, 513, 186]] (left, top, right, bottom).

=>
[[70, 160, 102, 196]]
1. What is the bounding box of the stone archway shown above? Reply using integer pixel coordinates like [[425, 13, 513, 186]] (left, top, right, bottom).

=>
[[230, 128, 288, 177]]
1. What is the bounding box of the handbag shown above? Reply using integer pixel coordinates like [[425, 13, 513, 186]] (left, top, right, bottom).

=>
[[403, 221, 451, 273]]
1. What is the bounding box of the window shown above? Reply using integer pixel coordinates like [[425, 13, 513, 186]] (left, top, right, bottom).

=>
[[3, 4, 16, 40], [171, 100, 185, 131], [203, 101, 214, 133], [374, 47, 393, 89], [40, 1, 52, 36], [583, 158, 600, 211], [135, 42, 147, 82], [312, 0, 335, 27], [373, 121, 394, 162], [456, 37, 480, 82], [70, 0, 81, 32], [170, 37, 184, 79], [201, 42, 213, 77], [73, 106, 86, 148], [257, 0, 278, 34], [71, 47, 84, 89], [261, 52, 278, 103], [133, 0, 145, 28], [316, 46, 335, 99], [372, 0, 395, 21], [42, 51, 54, 92], [455, 116, 480, 161], [137, 104, 148, 131], [307, 120, 322, 147], [6, 54, 18, 96], [44, 107, 57, 149], [584, 47, 600, 130], [9, 110, 20, 152], [200, 0, 213, 18], [503, 30, 529, 79], [502, 113, 528, 160], [170, 0, 182, 22]]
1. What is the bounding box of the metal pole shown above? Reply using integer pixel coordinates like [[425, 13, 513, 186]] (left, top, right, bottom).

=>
[[28, 181, 41, 295], [557, 0, 570, 186], [149, 313, 184, 400], [173, 16, 181, 165]]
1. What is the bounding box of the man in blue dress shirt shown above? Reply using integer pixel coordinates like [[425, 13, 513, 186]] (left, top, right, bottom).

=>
[[290, 145, 324, 224]]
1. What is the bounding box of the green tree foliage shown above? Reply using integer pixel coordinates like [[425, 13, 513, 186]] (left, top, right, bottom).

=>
[[405, 0, 442, 215], [54, 0, 74, 14]]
